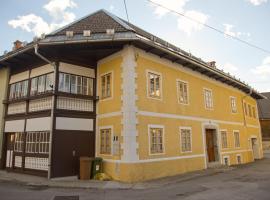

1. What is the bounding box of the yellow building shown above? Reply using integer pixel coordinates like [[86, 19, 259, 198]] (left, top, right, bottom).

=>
[[0, 10, 264, 182]]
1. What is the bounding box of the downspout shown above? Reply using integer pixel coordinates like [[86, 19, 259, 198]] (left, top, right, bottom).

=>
[[34, 44, 56, 179]]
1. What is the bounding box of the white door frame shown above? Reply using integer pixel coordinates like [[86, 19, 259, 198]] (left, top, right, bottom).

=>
[[202, 122, 221, 168]]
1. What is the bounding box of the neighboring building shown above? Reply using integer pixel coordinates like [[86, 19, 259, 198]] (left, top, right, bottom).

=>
[[0, 10, 264, 182], [257, 92, 270, 140], [0, 67, 9, 165]]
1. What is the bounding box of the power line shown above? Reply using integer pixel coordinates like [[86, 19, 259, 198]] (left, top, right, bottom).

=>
[[147, 0, 270, 55], [123, 0, 130, 22]]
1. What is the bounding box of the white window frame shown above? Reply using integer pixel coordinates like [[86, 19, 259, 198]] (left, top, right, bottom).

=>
[[236, 154, 242, 164], [176, 79, 189, 105], [100, 71, 113, 101], [220, 129, 228, 149], [233, 130, 240, 148], [230, 96, 237, 114], [203, 88, 213, 110], [148, 124, 165, 155], [222, 155, 230, 166], [99, 126, 113, 156], [146, 70, 163, 101], [179, 126, 192, 153]]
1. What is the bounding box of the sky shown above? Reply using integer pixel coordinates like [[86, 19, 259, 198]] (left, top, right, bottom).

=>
[[0, 0, 270, 92]]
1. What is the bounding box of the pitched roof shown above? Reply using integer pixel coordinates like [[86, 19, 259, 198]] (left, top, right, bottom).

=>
[[0, 9, 265, 99], [257, 92, 270, 119]]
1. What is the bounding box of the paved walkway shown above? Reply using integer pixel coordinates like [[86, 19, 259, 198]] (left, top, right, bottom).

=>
[[0, 153, 269, 200]]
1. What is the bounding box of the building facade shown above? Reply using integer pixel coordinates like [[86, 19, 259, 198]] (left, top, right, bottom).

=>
[[0, 10, 264, 182]]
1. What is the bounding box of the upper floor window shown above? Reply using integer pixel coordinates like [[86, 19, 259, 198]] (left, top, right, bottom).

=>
[[252, 106, 256, 118], [180, 128, 192, 152], [244, 102, 248, 116], [59, 72, 93, 96], [148, 72, 161, 99], [204, 88, 213, 109], [9, 80, 28, 100], [234, 131, 240, 148], [248, 104, 252, 117], [30, 73, 54, 96], [101, 73, 112, 99], [149, 127, 164, 154], [221, 130, 228, 149], [177, 80, 189, 105], [230, 97, 237, 113]]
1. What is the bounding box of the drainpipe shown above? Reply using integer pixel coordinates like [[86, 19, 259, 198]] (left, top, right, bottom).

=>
[[34, 44, 56, 179]]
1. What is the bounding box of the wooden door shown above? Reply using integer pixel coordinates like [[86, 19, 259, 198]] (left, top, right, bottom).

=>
[[206, 130, 215, 162]]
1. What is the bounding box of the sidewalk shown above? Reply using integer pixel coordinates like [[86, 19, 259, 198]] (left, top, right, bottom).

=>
[[0, 166, 235, 190]]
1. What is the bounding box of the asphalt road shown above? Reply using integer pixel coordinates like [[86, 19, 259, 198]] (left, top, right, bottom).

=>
[[1, 154, 270, 200]]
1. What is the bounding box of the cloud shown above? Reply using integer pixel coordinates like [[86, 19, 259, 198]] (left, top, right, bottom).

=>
[[223, 24, 250, 38], [150, 0, 208, 35], [219, 62, 239, 75], [251, 56, 270, 78], [150, 0, 189, 17], [248, 0, 268, 6], [8, 0, 77, 36], [177, 10, 208, 35], [109, 5, 115, 11]]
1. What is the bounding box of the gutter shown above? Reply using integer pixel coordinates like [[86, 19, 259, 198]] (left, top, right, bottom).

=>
[[34, 44, 56, 179]]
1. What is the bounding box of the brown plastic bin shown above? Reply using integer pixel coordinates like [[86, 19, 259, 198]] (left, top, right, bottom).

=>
[[79, 157, 94, 180]]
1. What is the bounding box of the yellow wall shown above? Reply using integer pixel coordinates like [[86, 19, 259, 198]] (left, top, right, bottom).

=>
[[0, 67, 9, 160], [96, 47, 263, 182]]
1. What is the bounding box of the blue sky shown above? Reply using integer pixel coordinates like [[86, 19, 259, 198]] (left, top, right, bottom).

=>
[[1, 0, 270, 92]]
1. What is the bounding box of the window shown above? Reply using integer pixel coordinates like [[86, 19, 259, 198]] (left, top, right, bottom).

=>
[[230, 97, 237, 113], [221, 130, 228, 149], [180, 128, 192, 152], [149, 127, 164, 154], [223, 156, 230, 166], [101, 73, 112, 99], [148, 72, 161, 99], [30, 73, 54, 96], [177, 80, 188, 104], [234, 131, 240, 148], [244, 102, 248, 116], [204, 88, 213, 109], [14, 133, 24, 152], [248, 104, 252, 117], [9, 80, 28, 100], [252, 107, 256, 118], [236, 155, 242, 164], [25, 132, 50, 154], [59, 72, 94, 96], [100, 128, 111, 154]]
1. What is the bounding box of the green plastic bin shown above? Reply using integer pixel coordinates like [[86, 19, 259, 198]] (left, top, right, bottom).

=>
[[91, 157, 103, 178]]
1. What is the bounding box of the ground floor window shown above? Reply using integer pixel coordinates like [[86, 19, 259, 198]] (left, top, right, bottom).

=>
[[180, 127, 192, 152], [25, 132, 50, 154], [100, 128, 111, 154], [234, 131, 240, 148], [14, 132, 24, 152], [221, 130, 228, 149], [149, 126, 164, 154]]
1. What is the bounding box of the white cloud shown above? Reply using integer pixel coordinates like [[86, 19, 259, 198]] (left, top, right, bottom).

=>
[[248, 0, 268, 6], [223, 23, 250, 38], [219, 62, 239, 75], [109, 5, 115, 11], [150, 0, 209, 35], [150, 0, 189, 17], [8, 0, 77, 36], [251, 56, 270, 78], [177, 10, 208, 35], [8, 14, 50, 36]]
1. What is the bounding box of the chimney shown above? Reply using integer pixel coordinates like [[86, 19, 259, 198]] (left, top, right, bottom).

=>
[[13, 40, 23, 50], [207, 61, 216, 68]]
